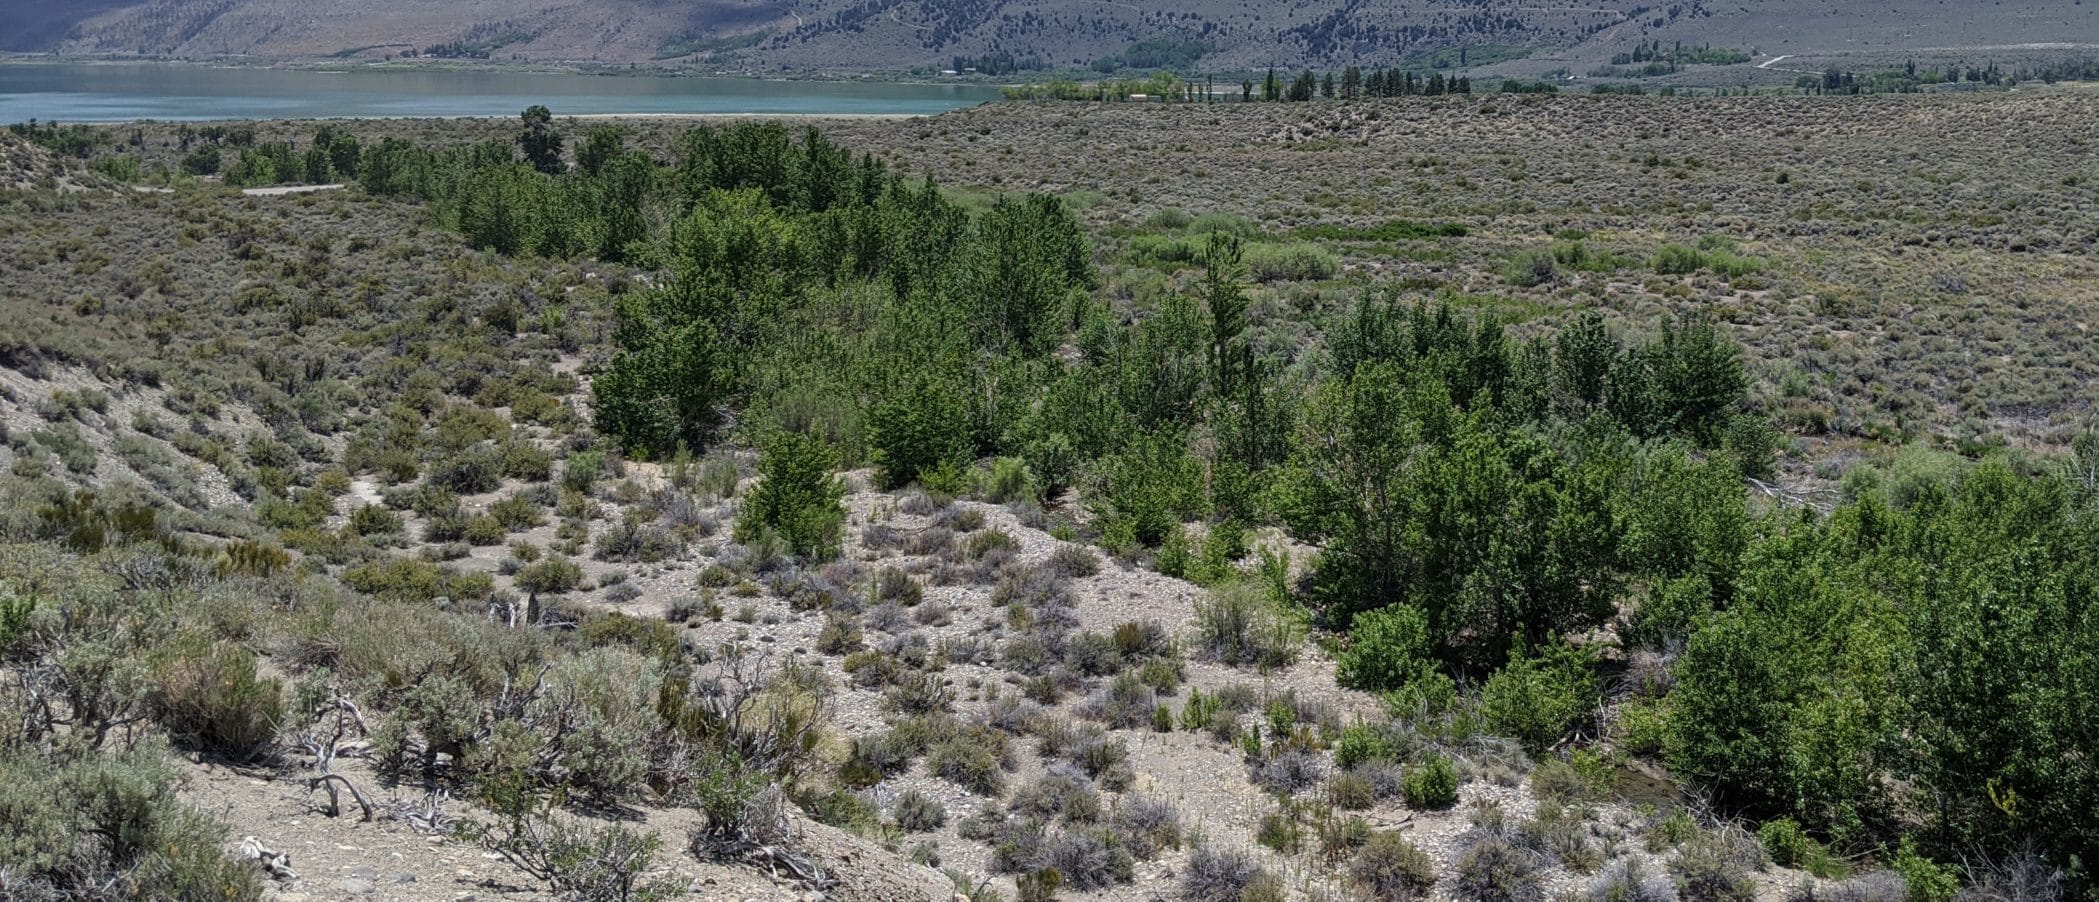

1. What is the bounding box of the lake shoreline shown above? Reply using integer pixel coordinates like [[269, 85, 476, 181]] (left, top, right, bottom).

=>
[[0, 60, 1001, 123], [0, 53, 1014, 89]]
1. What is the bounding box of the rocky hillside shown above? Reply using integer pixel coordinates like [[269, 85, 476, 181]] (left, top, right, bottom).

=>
[[12, 0, 2097, 74], [0, 131, 105, 192]]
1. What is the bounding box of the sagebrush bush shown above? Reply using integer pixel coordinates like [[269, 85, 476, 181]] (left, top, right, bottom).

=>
[[518, 648, 661, 801], [150, 634, 284, 760], [1800, 872, 1907, 902], [1330, 770, 1376, 809], [1352, 831, 1437, 901], [1256, 807, 1303, 853], [461, 786, 680, 902], [1515, 803, 1602, 873], [928, 731, 1008, 795], [1137, 656, 1183, 695], [1253, 749, 1326, 796], [1319, 814, 1375, 862], [430, 448, 501, 494], [1011, 771, 1102, 823], [885, 669, 956, 715], [1111, 794, 1182, 858], [1530, 753, 1610, 804], [1182, 845, 1274, 902], [1502, 248, 1559, 287], [1045, 543, 1100, 578], [593, 517, 683, 563], [842, 728, 923, 786], [1065, 630, 1122, 676], [1193, 582, 1299, 669], [1052, 727, 1134, 791], [1079, 672, 1156, 729], [1456, 835, 1543, 902], [1017, 868, 1062, 902], [1673, 831, 1760, 902], [892, 788, 946, 833], [816, 613, 863, 654], [0, 739, 265, 900], [1590, 858, 1679, 902], [871, 565, 922, 605]]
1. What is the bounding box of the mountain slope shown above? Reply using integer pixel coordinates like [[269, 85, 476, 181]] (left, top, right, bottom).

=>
[[9, 0, 2099, 73]]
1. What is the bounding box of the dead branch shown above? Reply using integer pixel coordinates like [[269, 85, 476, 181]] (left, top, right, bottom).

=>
[[304, 772, 376, 821]]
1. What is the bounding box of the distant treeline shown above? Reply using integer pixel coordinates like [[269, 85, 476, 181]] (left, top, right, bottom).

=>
[[1588, 39, 1751, 77], [1795, 57, 2099, 94], [1003, 66, 1505, 102]]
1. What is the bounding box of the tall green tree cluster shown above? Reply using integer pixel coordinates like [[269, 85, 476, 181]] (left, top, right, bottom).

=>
[[217, 125, 364, 188], [1667, 462, 2098, 868], [353, 112, 666, 260], [1287, 303, 1754, 673], [585, 122, 1095, 478]]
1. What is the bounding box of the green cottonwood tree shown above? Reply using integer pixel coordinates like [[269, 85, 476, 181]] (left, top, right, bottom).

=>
[[518, 105, 564, 175]]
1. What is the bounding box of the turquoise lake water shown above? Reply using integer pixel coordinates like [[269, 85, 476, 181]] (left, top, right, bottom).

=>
[[0, 62, 1002, 121]]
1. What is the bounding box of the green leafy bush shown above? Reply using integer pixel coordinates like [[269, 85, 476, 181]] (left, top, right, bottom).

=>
[[1501, 248, 1559, 287], [1334, 724, 1397, 769], [1481, 638, 1598, 752], [868, 372, 973, 490], [1242, 242, 1340, 282], [1402, 753, 1459, 810], [1093, 430, 1205, 546], [342, 556, 495, 603], [1653, 243, 1705, 275], [734, 432, 845, 560], [347, 502, 403, 536], [514, 556, 584, 596], [1336, 604, 1436, 691], [1890, 839, 1957, 902]]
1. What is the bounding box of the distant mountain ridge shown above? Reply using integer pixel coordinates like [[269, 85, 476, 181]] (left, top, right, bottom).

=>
[[3, 0, 2096, 75]]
